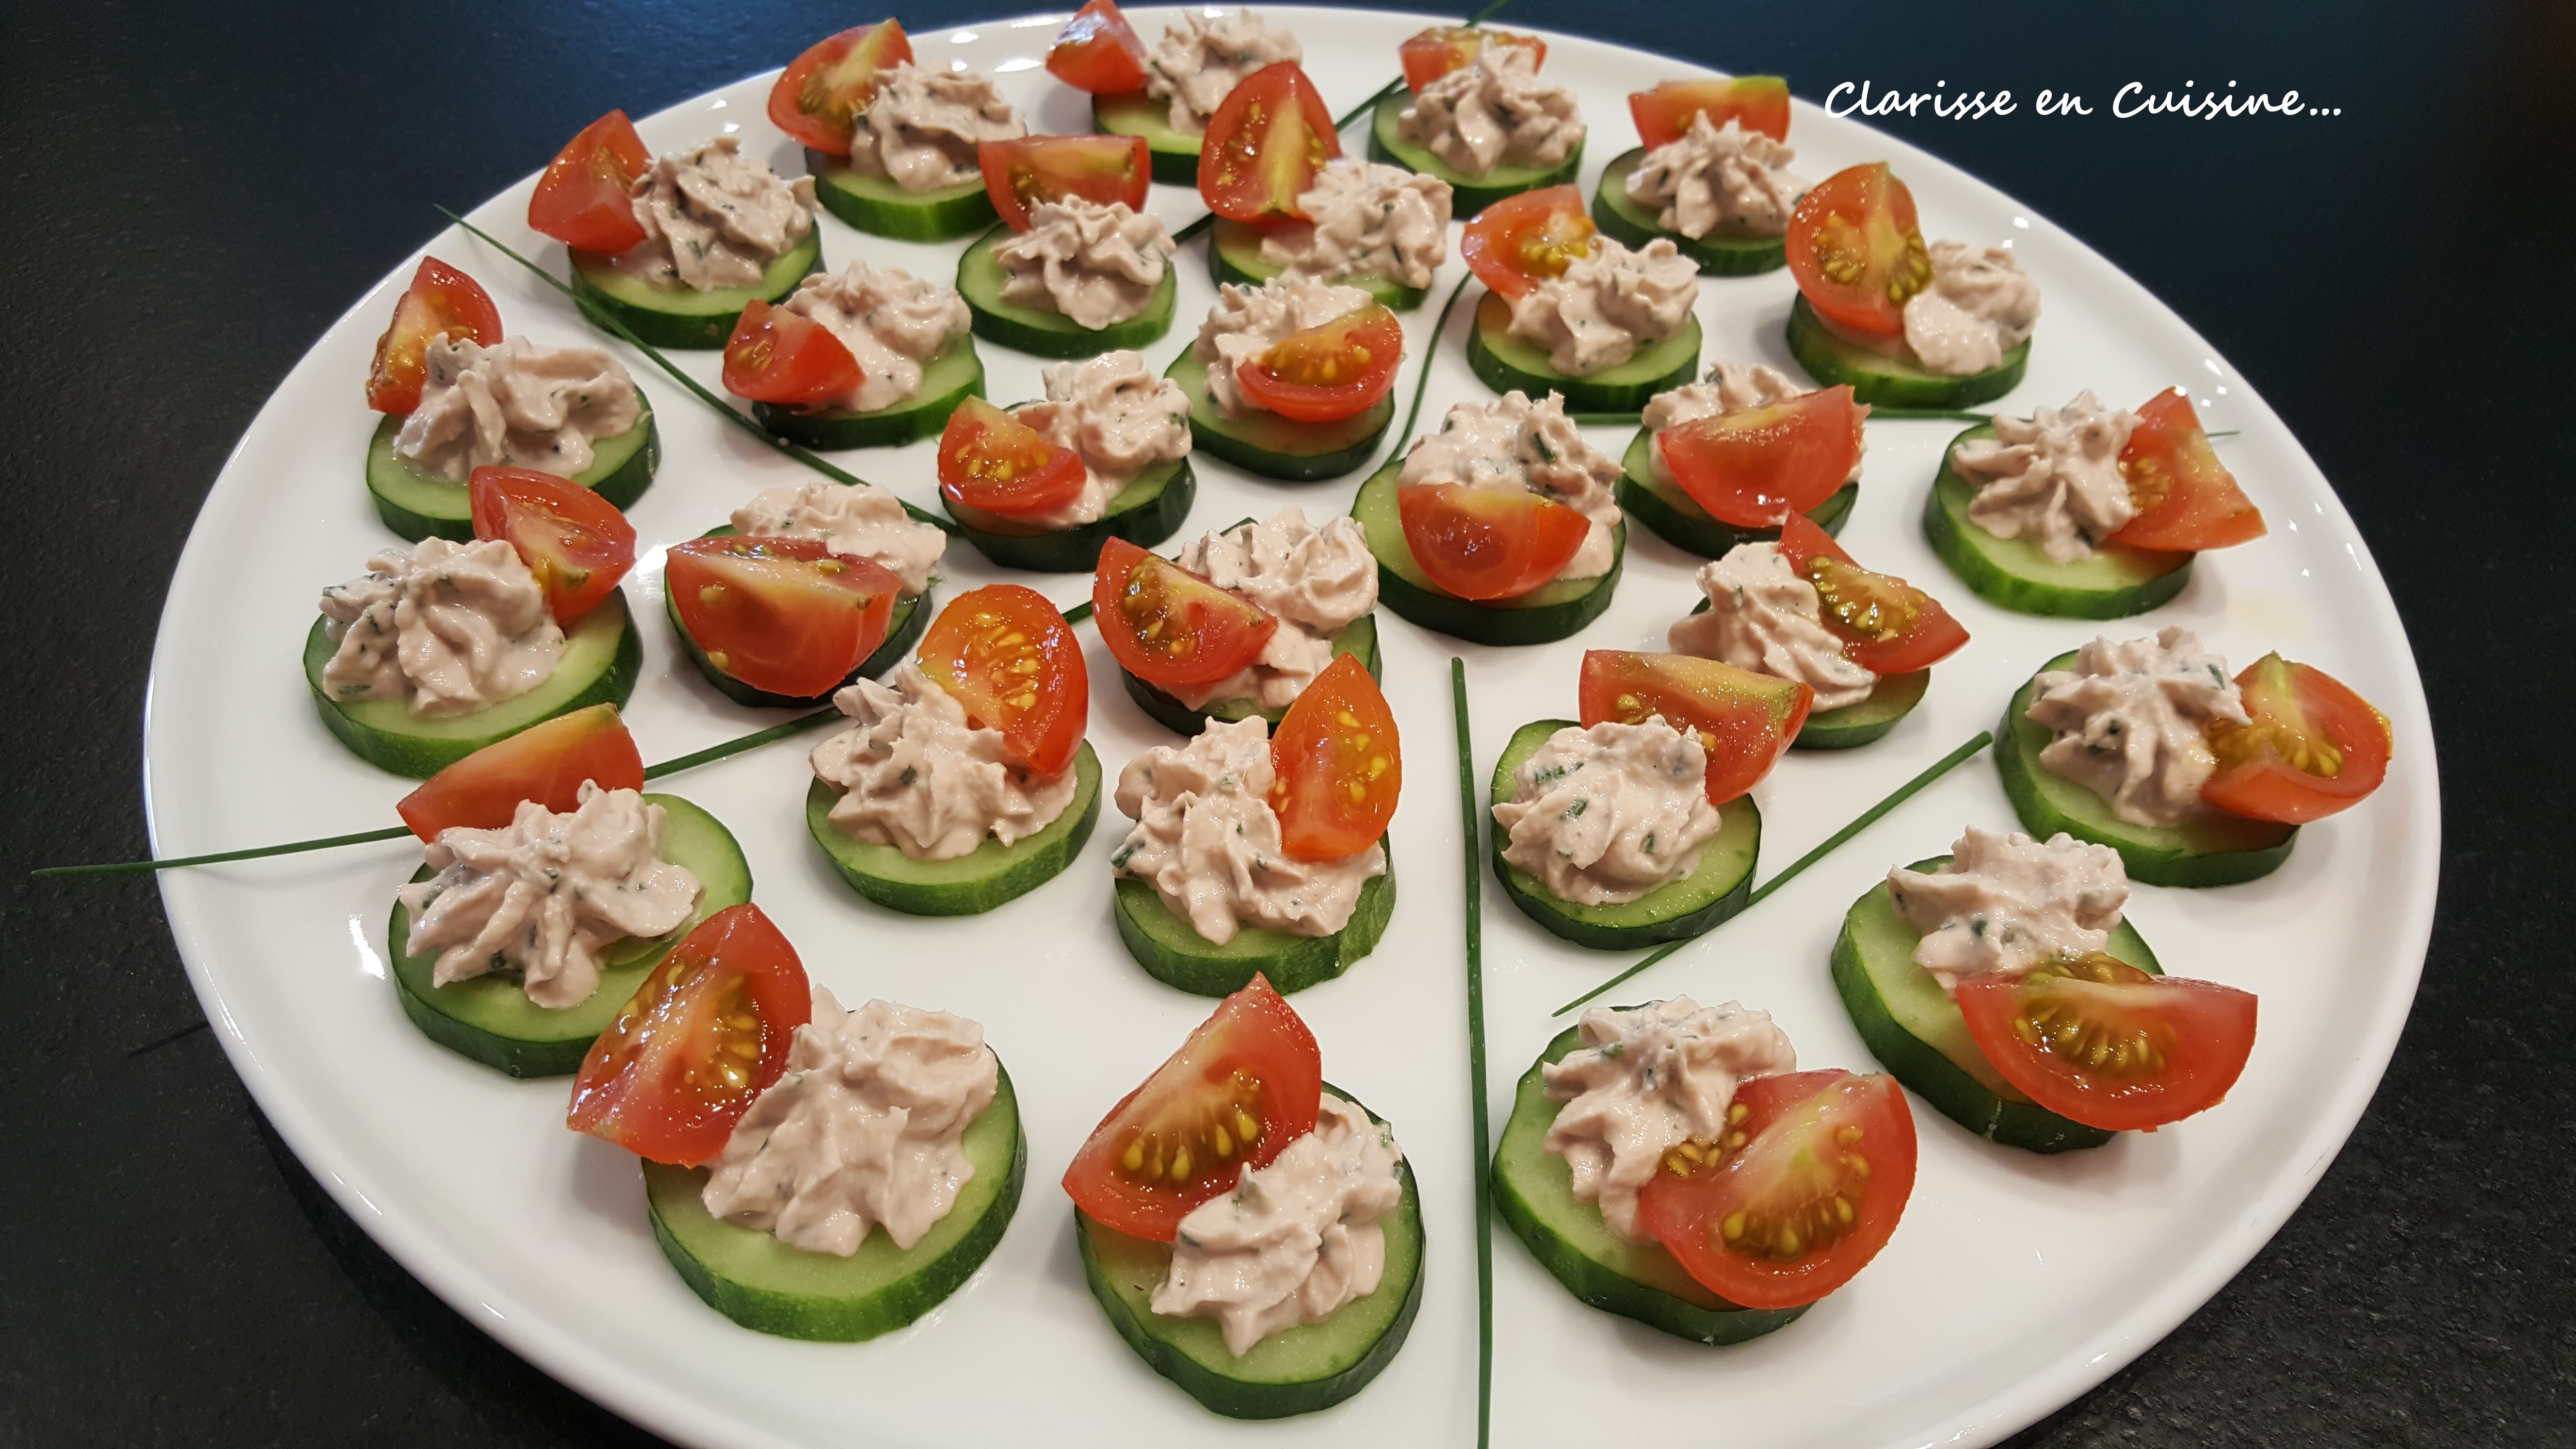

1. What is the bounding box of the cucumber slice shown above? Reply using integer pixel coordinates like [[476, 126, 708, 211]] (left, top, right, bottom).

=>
[[1206, 218, 1429, 311], [1368, 93, 1583, 217], [1793, 669, 1930, 751], [569, 229, 824, 350], [1121, 614, 1380, 736], [1614, 427, 1856, 558], [304, 589, 642, 778], [1468, 291, 1703, 414], [1493, 1025, 1808, 1343], [948, 456, 1195, 572], [750, 341, 983, 451], [805, 148, 998, 241], [955, 225, 1177, 358], [1830, 860, 2162, 1153], [664, 530, 931, 709], [643, 1058, 1026, 1340], [1488, 719, 1760, 950], [1924, 423, 2193, 618], [1113, 839, 1395, 996], [1352, 460, 1625, 645], [1075, 1087, 1424, 1419], [1092, 91, 1203, 186], [386, 793, 753, 1078], [1997, 653, 2298, 886], [364, 405, 660, 544], [1165, 349, 1393, 483], [1590, 148, 1789, 277], [805, 741, 1102, 915], [1785, 293, 2027, 408]]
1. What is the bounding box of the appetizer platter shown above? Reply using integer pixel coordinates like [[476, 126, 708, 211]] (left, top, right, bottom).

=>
[[133, 7, 2437, 1447]]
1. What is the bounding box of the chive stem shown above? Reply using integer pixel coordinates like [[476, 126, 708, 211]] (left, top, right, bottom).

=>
[[1062, 600, 1095, 626], [640, 707, 843, 780], [1401, 274, 1477, 449], [1450, 658, 1495, 1449], [1868, 406, 1995, 423]]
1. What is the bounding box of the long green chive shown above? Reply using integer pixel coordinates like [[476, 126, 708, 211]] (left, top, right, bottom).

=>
[[1867, 406, 1995, 423], [1401, 273, 1478, 447], [1451, 658, 1495, 1449]]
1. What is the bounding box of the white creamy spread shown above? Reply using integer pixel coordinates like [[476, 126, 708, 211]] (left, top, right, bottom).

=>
[[1143, 8, 1303, 135], [1257, 160, 1452, 290], [397, 782, 702, 1010], [1901, 241, 2041, 377], [1190, 275, 1374, 418], [1949, 391, 2141, 562], [1668, 543, 1877, 710], [1398, 390, 1625, 581], [1541, 996, 1796, 1242], [700, 987, 998, 1256], [809, 663, 1079, 860], [1623, 114, 1806, 240], [1111, 717, 1387, 944], [1396, 45, 1582, 178], [1505, 234, 1701, 376], [1640, 361, 1863, 491], [1151, 1093, 1402, 1355], [2027, 628, 2250, 827], [992, 197, 1177, 331], [777, 259, 972, 416], [1490, 718, 1725, 906], [1164, 509, 1378, 712], [318, 538, 564, 718], [731, 479, 946, 596], [393, 336, 640, 482], [1889, 828, 2129, 995], [616, 135, 817, 292], [847, 63, 1024, 193], [1010, 350, 1195, 531]]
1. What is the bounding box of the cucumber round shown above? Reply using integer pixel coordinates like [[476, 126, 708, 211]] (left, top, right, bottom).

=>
[[1493, 1025, 1808, 1343], [1793, 669, 1930, 751], [1165, 349, 1393, 483], [1830, 860, 2162, 1153], [1120, 615, 1380, 736], [1075, 1088, 1424, 1419], [1468, 291, 1703, 415], [569, 229, 823, 350], [386, 793, 753, 1078], [1114, 839, 1395, 997], [805, 148, 998, 241], [1924, 423, 2193, 618], [644, 1058, 1026, 1339], [365, 404, 660, 544], [1352, 460, 1624, 645], [1368, 92, 1582, 217], [304, 589, 642, 778], [948, 456, 1195, 572], [750, 341, 983, 451], [1785, 293, 2027, 409], [955, 224, 1177, 358], [1092, 90, 1203, 186], [1996, 652, 2298, 886], [1614, 427, 1857, 558], [1487, 719, 1759, 950], [1206, 218, 1429, 311], [664, 530, 931, 709], [805, 741, 1102, 915], [1590, 148, 1789, 276]]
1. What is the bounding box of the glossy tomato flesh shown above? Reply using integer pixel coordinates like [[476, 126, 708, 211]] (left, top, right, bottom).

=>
[[395, 704, 644, 840], [1459, 184, 1595, 301], [980, 134, 1150, 231], [1775, 513, 1969, 676], [1233, 303, 1403, 422], [1957, 955, 2258, 1133], [1398, 26, 1546, 91], [529, 110, 649, 254], [1786, 163, 1930, 338], [768, 20, 913, 155], [2201, 654, 2392, 823], [2110, 387, 2267, 552], [468, 467, 638, 625], [937, 396, 1089, 519], [1268, 653, 1401, 862], [1656, 385, 1866, 527], [365, 258, 502, 414], [722, 300, 862, 406], [1093, 537, 1278, 689], [1197, 62, 1339, 224], [1579, 649, 1811, 805], [1398, 483, 1590, 601], [1629, 76, 1791, 147], [1046, 0, 1150, 95], [916, 584, 1089, 778], [666, 537, 902, 699]]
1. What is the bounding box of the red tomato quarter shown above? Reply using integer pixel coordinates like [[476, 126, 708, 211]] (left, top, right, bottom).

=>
[[722, 301, 862, 406], [529, 110, 650, 254], [1046, 0, 1150, 96], [1774, 513, 1969, 676], [468, 467, 638, 625], [1093, 536, 1279, 689], [394, 704, 644, 840], [1956, 955, 2258, 1134], [1459, 184, 1596, 300], [937, 397, 1089, 520], [1579, 650, 1811, 805], [1197, 62, 1339, 224], [1398, 483, 1591, 601], [1398, 26, 1547, 92], [1656, 386, 1866, 528], [1234, 303, 1403, 422], [1629, 76, 1792, 147], [365, 258, 502, 414], [2110, 387, 2267, 552], [768, 20, 914, 156], [1785, 163, 1930, 338], [916, 584, 1090, 779], [980, 134, 1151, 231], [2200, 654, 2392, 824], [1268, 653, 1401, 862], [666, 536, 902, 700]]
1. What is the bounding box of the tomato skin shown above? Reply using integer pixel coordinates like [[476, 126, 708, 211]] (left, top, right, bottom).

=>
[[1063, 974, 1323, 1241], [915, 584, 1089, 779], [1398, 483, 1591, 601], [1459, 184, 1595, 301], [2201, 654, 2392, 824], [1046, 0, 1150, 95], [529, 110, 650, 254], [768, 20, 914, 156], [1197, 62, 1340, 224], [365, 258, 503, 414], [1093, 537, 1279, 689], [1629, 76, 1791, 147], [1657, 386, 1866, 528], [979, 134, 1151, 231], [1233, 303, 1404, 422], [937, 396, 1090, 519], [566, 904, 815, 1167], [1579, 650, 1810, 805], [395, 704, 644, 840], [1774, 513, 1969, 676], [1267, 653, 1401, 862], [468, 467, 639, 625], [2109, 388, 2267, 552], [721, 300, 862, 406], [1957, 957, 2258, 1133], [1398, 26, 1546, 92], [666, 536, 902, 700], [1785, 163, 1930, 338]]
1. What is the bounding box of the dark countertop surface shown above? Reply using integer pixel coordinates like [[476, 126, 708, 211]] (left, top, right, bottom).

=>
[[3, 1, 2568, 1445]]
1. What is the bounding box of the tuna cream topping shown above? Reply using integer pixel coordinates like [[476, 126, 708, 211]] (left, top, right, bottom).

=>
[[1257, 160, 1452, 290], [394, 335, 640, 483], [2027, 628, 2250, 827], [398, 782, 702, 1010], [777, 259, 972, 415], [1640, 361, 1863, 490], [1191, 275, 1375, 419], [616, 135, 817, 292], [732, 479, 947, 596], [1396, 45, 1583, 178], [1151, 1092, 1403, 1355], [1399, 391, 1625, 581], [1624, 114, 1806, 240], [1491, 718, 1726, 906], [993, 197, 1177, 331], [847, 63, 1024, 193], [1901, 241, 2040, 377], [1542, 997, 1796, 1242], [1143, 8, 1303, 135], [1668, 543, 1877, 710], [810, 663, 1079, 861], [319, 538, 563, 717], [1111, 717, 1387, 944], [1949, 391, 2141, 562], [1010, 350, 1194, 531], [700, 987, 998, 1256], [1889, 828, 2129, 995], [1506, 234, 1700, 376], [1164, 509, 1379, 712]]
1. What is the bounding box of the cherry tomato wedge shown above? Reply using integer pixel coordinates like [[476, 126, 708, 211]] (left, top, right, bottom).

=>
[[1956, 955, 2258, 1133], [1398, 26, 1547, 92], [915, 584, 1089, 779], [1062, 974, 1323, 1241], [1786, 163, 1930, 339], [980, 134, 1151, 231], [1629, 76, 1791, 147], [1459, 184, 1596, 301], [1046, 0, 1150, 96], [1657, 385, 1866, 528], [468, 467, 639, 626], [565, 904, 814, 1166], [1397, 483, 1590, 601], [1775, 513, 1969, 676], [721, 300, 862, 406], [768, 20, 914, 156], [1268, 653, 1402, 862], [1636, 1070, 1916, 1310], [2200, 654, 2392, 824], [394, 704, 644, 841], [1197, 62, 1340, 224], [529, 110, 650, 255], [665, 536, 903, 700], [365, 258, 502, 414], [2109, 387, 2267, 552], [1233, 303, 1404, 422], [937, 396, 1090, 520], [1093, 537, 1278, 689], [1579, 650, 1810, 805]]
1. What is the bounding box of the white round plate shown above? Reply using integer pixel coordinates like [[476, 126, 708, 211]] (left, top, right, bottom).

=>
[[146, 8, 2437, 1447]]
